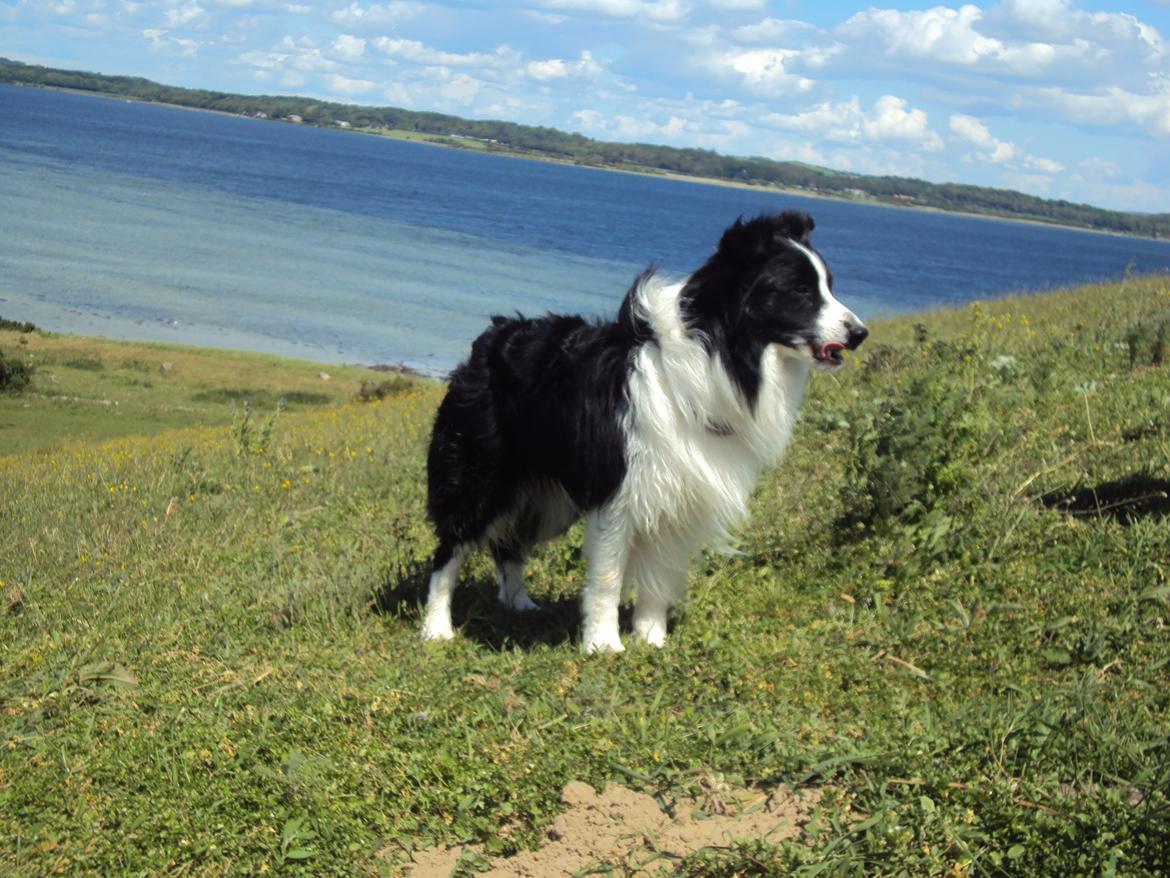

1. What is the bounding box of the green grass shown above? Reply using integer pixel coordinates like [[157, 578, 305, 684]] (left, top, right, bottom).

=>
[[2, 276, 1169, 876], [0, 331, 385, 455]]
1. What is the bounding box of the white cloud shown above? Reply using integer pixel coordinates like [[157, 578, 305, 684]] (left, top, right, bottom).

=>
[[326, 73, 375, 95], [372, 36, 519, 70], [332, 33, 366, 60], [1024, 155, 1063, 174], [436, 70, 485, 104], [1022, 84, 1170, 138], [571, 108, 607, 130], [866, 95, 943, 147], [993, 0, 1162, 55], [812, 1, 1165, 88], [610, 114, 668, 139], [163, 3, 206, 28], [525, 50, 602, 82], [1078, 156, 1120, 179], [731, 18, 816, 45], [278, 35, 335, 70], [1002, 171, 1055, 194], [840, 5, 1000, 65], [526, 11, 568, 25], [237, 47, 285, 69], [1077, 178, 1170, 213], [382, 82, 416, 107], [771, 3, 1170, 141], [331, 1, 425, 29], [948, 113, 1065, 174], [996, 0, 1073, 32], [143, 27, 200, 55], [238, 35, 335, 76], [832, 4, 1068, 72], [950, 113, 1016, 162], [704, 0, 765, 10], [538, 0, 691, 24], [526, 58, 570, 81], [766, 95, 943, 150], [718, 47, 815, 97]]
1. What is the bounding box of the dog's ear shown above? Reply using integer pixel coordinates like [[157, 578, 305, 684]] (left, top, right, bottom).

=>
[[718, 211, 815, 257], [773, 210, 814, 245]]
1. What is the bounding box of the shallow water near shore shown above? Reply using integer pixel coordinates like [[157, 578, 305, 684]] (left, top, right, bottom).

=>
[[3, 83, 1169, 374], [1, 148, 633, 373]]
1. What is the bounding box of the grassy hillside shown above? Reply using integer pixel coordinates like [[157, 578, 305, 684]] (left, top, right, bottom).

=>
[[2, 276, 1170, 876], [0, 330, 406, 455]]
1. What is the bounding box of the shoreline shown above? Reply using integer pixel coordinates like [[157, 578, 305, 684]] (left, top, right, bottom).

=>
[[6, 271, 1166, 383], [0, 318, 439, 380], [6, 81, 1163, 243], [283, 118, 1164, 242]]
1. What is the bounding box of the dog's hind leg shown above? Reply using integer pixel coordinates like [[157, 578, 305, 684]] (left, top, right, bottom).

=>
[[491, 544, 538, 612], [421, 541, 468, 641], [580, 508, 630, 654]]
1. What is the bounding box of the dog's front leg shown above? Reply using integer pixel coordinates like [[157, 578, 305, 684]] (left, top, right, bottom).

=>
[[627, 548, 685, 648], [421, 544, 467, 641], [580, 508, 629, 654]]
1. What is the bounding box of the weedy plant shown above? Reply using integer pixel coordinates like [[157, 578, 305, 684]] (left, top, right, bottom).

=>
[[355, 374, 414, 403], [0, 346, 34, 392], [1125, 306, 1170, 369], [837, 325, 992, 576], [232, 398, 283, 455]]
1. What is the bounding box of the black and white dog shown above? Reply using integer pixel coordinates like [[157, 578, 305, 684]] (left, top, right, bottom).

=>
[[422, 211, 867, 653]]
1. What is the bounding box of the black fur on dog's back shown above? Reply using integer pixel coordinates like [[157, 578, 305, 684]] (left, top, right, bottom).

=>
[[426, 300, 645, 567]]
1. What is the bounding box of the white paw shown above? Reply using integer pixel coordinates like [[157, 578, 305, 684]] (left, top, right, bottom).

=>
[[633, 621, 667, 648], [582, 626, 625, 655], [420, 614, 455, 642], [506, 591, 540, 612]]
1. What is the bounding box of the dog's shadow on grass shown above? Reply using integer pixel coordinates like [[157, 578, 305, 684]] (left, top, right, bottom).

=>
[[371, 561, 591, 650], [1040, 473, 1170, 524]]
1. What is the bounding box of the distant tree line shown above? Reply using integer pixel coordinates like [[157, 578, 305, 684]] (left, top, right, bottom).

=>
[[4, 57, 1168, 239]]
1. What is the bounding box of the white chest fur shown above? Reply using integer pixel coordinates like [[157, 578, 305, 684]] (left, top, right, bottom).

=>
[[613, 279, 810, 580]]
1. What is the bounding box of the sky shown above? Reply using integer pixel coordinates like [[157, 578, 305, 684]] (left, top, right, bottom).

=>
[[3, 1, 1169, 212]]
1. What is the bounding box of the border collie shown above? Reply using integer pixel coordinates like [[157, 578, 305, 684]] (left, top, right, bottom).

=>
[[422, 211, 867, 653]]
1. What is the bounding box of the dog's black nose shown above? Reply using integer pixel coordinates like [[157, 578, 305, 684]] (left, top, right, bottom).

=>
[[846, 322, 869, 349]]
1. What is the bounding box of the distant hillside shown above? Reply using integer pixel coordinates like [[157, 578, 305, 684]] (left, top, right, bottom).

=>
[[4, 57, 1168, 239]]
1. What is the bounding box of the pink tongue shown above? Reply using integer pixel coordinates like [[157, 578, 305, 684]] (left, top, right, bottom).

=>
[[820, 342, 844, 358]]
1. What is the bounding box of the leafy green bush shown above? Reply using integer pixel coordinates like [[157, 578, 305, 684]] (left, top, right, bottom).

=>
[[0, 315, 38, 333], [836, 327, 993, 579], [1125, 307, 1170, 368], [0, 347, 34, 392], [354, 375, 412, 402]]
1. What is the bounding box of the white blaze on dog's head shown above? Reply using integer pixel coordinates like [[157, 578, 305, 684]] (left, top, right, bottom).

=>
[[787, 239, 867, 369]]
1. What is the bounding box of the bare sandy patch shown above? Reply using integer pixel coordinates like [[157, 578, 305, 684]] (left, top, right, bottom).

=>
[[403, 779, 819, 877]]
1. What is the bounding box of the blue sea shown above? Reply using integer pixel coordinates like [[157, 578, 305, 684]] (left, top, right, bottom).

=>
[[2, 83, 1169, 374]]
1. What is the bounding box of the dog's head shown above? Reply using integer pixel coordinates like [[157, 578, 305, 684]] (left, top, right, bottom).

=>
[[684, 212, 867, 394]]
